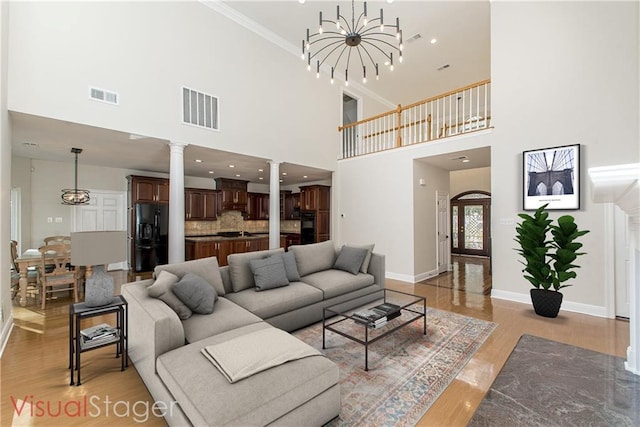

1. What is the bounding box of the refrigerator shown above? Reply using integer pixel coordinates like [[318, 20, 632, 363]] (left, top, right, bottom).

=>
[[134, 203, 169, 272]]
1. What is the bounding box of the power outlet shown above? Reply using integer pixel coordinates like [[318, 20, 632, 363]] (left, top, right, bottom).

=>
[[55, 217, 63, 223]]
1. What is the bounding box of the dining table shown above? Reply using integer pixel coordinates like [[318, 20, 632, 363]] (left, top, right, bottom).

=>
[[15, 249, 87, 307]]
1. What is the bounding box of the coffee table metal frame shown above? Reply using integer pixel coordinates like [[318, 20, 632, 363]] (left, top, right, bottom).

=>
[[322, 289, 426, 371]]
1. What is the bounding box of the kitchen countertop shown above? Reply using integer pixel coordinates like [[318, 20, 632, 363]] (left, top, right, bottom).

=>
[[185, 233, 299, 242]]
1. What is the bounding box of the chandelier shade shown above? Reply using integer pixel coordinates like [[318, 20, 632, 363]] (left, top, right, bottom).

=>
[[302, 0, 403, 85], [61, 147, 90, 205]]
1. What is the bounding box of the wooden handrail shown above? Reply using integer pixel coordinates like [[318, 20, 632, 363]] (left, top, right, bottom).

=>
[[337, 79, 491, 131]]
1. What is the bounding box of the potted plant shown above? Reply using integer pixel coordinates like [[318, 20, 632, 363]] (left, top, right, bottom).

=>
[[514, 204, 590, 318]]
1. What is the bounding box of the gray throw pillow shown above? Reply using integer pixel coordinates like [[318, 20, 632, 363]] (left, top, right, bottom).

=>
[[333, 246, 369, 275], [250, 256, 290, 291], [154, 257, 225, 297], [281, 251, 301, 282], [173, 273, 217, 314], [347, 243, 375, 273], [147, 270, 193, 320]]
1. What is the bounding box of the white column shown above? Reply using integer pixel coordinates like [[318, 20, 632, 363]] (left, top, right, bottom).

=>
[[269, 161, 281, 249], [168, 141, 187, 263], [625, 221, 640, 375]]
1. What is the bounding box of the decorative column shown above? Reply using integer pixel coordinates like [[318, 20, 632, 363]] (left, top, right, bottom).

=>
[[269, 161, 281, 249], [168, 141, 188, 263]]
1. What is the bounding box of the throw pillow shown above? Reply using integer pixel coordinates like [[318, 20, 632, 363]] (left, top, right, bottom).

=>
[[250, 256, 290, 291], [228, 248, 284, 292], [147, 270, 193, 320], [173, 272, 218, 314], [346, 243, 375, 273], [333, 246, 369, 275], [154, 257, 225, 297], [289, 240, 336, 277], [281, 251, 301, 282]]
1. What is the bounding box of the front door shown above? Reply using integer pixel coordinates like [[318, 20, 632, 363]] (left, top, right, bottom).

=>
[[451, 191, 491, 257]]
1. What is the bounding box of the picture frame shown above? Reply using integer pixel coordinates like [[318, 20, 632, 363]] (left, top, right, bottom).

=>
[[523, 144, 580, 210]]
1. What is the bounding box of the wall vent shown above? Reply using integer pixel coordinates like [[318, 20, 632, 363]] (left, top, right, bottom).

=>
[[89, 86, 119, 105], [182, 87, 219, 131]]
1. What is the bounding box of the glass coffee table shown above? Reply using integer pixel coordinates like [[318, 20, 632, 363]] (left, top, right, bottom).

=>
[[322, 289, 426, 371]]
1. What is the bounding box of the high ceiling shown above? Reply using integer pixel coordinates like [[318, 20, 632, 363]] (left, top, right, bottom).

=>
[[10, 1, 491, 184]]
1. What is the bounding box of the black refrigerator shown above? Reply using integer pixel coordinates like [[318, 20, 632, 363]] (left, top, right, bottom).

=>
[[134, 203, 169, 272]]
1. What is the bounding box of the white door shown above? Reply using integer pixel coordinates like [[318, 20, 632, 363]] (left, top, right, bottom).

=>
[[436, 192, 451, 273], [72, 190, 127, 270]]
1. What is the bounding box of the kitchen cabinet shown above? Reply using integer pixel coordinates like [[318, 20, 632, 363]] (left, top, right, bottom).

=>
[[317, 211, 330, 242], [215, 178, 248, 213], [247, 193, 269, 220], [185, 237, 269, 265], [128, 176, 169, 204], [300, 185, 330, 211], [282, 192, 300, 219], [185, 188, 217, 221], [283, 234, 300, 250]]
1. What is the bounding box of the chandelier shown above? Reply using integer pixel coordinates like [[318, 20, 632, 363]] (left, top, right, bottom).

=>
[[302, 0, 403, 85], [61, 147, 90, 205]]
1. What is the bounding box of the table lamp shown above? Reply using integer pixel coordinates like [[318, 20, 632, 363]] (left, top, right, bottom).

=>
[[71, 231, 127, 307]]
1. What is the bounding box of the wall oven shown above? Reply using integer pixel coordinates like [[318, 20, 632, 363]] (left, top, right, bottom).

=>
[[300, 211, 316, 244]]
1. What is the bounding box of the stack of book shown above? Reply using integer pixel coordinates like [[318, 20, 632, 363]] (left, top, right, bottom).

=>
[[80, 323, 119, 349], [353, 303, 401, 328]]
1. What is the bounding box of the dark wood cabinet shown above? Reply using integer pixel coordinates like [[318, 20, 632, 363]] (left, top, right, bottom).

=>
[[215, 178, 248, 214], [185, 188, 217, 221], [247, 193, 269, 220], [300, 185, 331, 242], [282, 192, 301, 219], [128, 175, 169, 204], [283, 234, 300, 249], [317, 211, 330, 242], [185, 237, 269, 265]]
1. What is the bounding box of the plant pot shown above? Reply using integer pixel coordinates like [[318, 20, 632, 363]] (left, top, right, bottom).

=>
[[530, 288, 563, 318]]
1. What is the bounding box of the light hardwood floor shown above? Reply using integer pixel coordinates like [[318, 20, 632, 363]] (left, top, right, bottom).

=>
[[2, 258, 629, 426]]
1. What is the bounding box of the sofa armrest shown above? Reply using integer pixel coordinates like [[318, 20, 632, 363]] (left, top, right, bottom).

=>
[[122, 279, 185, 372], [368, 253, 386, 287]]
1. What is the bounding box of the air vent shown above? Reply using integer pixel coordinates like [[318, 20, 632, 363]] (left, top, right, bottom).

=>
[[89, 86, 119, 105], [182, 87, 219, 131], [406, 33, 422, 43], [437, 64, 450, 71]]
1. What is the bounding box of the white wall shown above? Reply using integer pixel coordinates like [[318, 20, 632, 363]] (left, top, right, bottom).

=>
[[336, 131, 492, 281], [6, 2, 386, 173], [490, 1, 639, 315], [450, 167, 491, 197]]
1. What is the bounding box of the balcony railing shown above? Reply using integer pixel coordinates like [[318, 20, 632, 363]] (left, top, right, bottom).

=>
[[339, 79, 492, 159]]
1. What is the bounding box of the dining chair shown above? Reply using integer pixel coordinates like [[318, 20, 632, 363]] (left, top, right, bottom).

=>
[[10, 240, 38, 301], [37, 244, 79, 309], [44, 235, 72, 245]]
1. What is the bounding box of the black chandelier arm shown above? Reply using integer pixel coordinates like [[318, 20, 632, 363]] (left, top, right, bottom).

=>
[[311, 40, 349, 67], [310, 38, 346, 59], [359, 26, 400, 38], [309, 31, 344, 41], [360, 40, 394, 61], [358, 45, 380, 70], [361, 37, 400, 54]]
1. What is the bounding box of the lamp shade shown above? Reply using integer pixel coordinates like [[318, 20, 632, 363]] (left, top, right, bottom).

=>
[[71, 231, 127, 267]]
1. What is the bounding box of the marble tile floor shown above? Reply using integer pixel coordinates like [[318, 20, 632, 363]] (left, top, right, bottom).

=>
[[468, 334, 640, 426]]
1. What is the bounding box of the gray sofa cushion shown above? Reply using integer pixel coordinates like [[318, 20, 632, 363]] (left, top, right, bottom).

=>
[[301, 269, 375, 299], [250, 256, 289, 291], [147, 270, 193, 320], [225, 282, 323, 319], [289, 240, 336, 277], [156, 322, 339, 427], [181, 297, 263, 343], [228, 248, 285, 293], [154, 256, 226, 297], [173, 273, 217, 315], [333, 246, 369, 275]]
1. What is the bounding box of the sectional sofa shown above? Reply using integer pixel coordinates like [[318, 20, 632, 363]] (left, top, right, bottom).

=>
[[122, 240, 385, 426]]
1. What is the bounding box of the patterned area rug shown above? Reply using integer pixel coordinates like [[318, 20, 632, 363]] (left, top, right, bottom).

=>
[[293, 307, 496, 426]]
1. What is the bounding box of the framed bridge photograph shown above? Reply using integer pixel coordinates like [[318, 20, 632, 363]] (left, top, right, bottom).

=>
[[523, 144, 580, 210]]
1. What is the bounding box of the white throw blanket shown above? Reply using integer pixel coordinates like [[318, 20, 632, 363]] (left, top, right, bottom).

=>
[[201, 328, 322, 383]]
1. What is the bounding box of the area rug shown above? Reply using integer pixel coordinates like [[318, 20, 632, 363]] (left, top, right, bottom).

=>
[[292, 307, 496, 426], [468, 334, 640, 426]]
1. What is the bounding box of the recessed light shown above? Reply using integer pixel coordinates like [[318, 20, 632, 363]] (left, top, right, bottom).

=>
[[208, 171, 214, 174], [282, 172, 288, 176], [462, 159, 470, 163], [430, 38, 437, 44], [258, 168, 263, 172], [279, 179, 283, 183], [235, 174, 241, 177], [228, 164, 235, 168], [303, 175, 308, 179], [259, 177, 264, 180], [195, 159, 203, 163]]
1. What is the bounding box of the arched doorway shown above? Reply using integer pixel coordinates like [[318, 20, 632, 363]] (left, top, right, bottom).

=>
[[451, 191, 491, 257]]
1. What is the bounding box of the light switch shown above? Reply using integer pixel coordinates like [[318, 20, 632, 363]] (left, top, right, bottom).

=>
[[55, 217, 63, 223], [47, 217, 53, 223]]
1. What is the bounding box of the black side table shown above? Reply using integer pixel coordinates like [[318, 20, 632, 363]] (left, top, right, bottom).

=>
[[69, 295, 128, 386]]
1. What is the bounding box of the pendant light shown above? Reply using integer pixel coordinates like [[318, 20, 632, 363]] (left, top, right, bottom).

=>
[[61, 147, 90, 205]]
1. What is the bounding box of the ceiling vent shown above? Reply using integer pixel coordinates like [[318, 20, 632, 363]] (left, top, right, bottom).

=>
[[406, 33, 422, 44], [89, 86, 119, 105], [437, 64, 450, 71], [182, 87, 219, 131]]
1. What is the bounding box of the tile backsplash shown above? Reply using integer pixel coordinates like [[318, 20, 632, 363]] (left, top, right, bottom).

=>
[[185, 210, 300, 236]]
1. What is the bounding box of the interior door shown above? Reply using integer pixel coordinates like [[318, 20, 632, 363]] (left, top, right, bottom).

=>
[[451, 192, 491, 257], [436, 192, 451, 273]]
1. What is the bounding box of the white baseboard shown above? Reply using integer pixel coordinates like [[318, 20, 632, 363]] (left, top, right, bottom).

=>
[[0, 314, 14, 358], [385, 272, 416, 283], [490, 289, 609, 318], [414, 269, 439, 283]]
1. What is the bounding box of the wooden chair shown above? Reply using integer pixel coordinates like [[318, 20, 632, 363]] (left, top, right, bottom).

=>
[[44, 235, 71, 245], [10, 240, 38, 301], [37, 244, 78, 309]]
